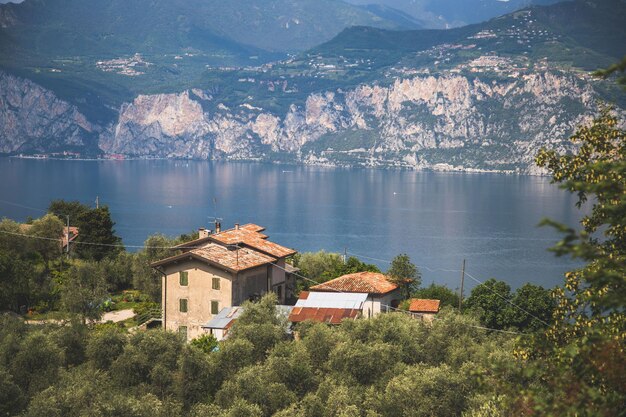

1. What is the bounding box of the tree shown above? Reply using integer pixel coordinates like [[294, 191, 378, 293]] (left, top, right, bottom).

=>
[[387, 254, 421, 298], [190, 334, 218, 354], [412, 283, 460, 308], [464, 279, 512, 330], [292, 251, 380, 288], [520, 107, 626, 414], [132, 234, 179, 301], [27, 214, 64, 265], [509, 283, 554, 332], [59, 261, 108, 322], [227, 293, 287, 362], [74, 206, 122, 261], [86, 325, 127, 370], [49, 200, 122, 261]]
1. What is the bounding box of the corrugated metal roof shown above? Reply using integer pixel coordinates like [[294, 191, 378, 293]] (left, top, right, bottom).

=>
[[202, 305, 294, 330], [295, 291, 368, 310], [202, 306, 244, 330], [288, 307, 360, 324]]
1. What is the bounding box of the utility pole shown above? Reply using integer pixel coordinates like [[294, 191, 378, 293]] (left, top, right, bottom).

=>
[[95, 196, 99, 209], [343, 247, 347, 264], [459, 259, 466, 312], [66, 215, 70, 257]]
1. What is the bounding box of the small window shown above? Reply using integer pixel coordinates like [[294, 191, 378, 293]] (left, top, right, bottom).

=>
[[178, 326, 187, 340], [179, 271, 188, 286], [212, 277, 221, 290], [211, 300, 219, 315], [179, 298, 188, 313]]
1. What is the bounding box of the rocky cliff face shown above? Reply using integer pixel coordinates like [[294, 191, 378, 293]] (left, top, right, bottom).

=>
[[99, 70, 600, 172], [0, 72, 98, 154]]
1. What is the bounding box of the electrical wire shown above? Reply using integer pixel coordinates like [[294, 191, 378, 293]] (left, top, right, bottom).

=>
[[0, 228, 551, 327]]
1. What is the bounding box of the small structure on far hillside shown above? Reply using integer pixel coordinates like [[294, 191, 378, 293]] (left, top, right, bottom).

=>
[[408, 299, 441, 322]]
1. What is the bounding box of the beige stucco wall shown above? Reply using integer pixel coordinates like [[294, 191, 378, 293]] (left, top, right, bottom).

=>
[[363, 289, 403, 318], [161, 260, 271, 341], [162, 259, 233, 341]]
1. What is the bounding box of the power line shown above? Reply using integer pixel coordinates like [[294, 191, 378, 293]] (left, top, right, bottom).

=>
[[265, 256, 525, 336], [0, 220, 551, 327], [0, 199, 48, 214], [346, 250, 551, 327]]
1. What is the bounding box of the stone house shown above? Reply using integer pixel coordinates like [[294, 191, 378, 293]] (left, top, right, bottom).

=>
[[151, 223, 297, 340]]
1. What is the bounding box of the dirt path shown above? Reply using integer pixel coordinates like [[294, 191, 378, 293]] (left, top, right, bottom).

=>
[[100, 309, 135, 323]]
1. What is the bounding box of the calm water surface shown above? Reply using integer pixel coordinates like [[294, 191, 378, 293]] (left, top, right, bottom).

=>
[[0, 158, 585, 291]]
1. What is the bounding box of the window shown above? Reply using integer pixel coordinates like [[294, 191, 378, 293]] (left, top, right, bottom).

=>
[[212, 277, 220, 290], [178, 326, 187, 340], [179, 298, 188, 313], [179, 271, 188, 286], [211, 300, 219, 315]]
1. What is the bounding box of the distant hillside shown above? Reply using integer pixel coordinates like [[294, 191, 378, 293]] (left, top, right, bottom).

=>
[[0, 0, 405, 55], [0, 0, 625, 173], [344, 0, 563, 28]]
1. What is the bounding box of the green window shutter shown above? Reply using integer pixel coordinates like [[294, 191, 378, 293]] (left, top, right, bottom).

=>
[[180, 298, 188, 312], [212, 277, 220, 290], [178, 326, 187, 340], [211, 300, 219, 315], [179, 271, 188, 286]]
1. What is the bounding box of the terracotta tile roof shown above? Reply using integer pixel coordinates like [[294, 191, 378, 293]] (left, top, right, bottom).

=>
[[61, 226, 79, 248], [211, 228, 295, 258], [310, 272, 399, 295], [241, 223, 266, 232], [151, 242, 276, 272], [408, 299, 441, 313], [288, 307, 360, 324], [191, 243, 276, 272]]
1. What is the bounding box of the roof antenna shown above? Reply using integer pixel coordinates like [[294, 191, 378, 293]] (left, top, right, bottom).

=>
[[208, 197, 223, 234]]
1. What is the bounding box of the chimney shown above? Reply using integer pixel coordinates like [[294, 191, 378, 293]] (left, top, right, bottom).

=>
[[198, 228, 209, 238], [215, 221, 221, 233], [235, 223, 240, 230]]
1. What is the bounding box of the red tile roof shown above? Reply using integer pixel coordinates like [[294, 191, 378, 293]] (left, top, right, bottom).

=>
[[408, 299, 441, 313], [310, 272, 399, 295], [211, 227, 295, 258], [241, 223, 266, 232], [288, 307, 360, 324], [151, 242, 276, 272]]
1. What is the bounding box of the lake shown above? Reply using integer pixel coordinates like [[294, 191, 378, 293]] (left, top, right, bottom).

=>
[[0, 158, 585, 291]]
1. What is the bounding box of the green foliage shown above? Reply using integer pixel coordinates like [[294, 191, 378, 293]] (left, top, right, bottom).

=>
[[227, 293, 287, 362], [110, 330, 183, 398], [10, 331, 63, 397], [48, 200, 122, 261], [522, 106, 626, 415], [132, 234, 181, 301], [412, 283, 460, 308], [367, 364, 470, 417], [594, 55, 626, 88], [74, 206, 122, 261], [464, 279, 513, 330], [292, 250, 380, 287], [190, 333, 218, 354], [86, 326, 127, 370], [58, 261, 108, 322], [465, 279, 553, 332], [387, 253, 421, 298]]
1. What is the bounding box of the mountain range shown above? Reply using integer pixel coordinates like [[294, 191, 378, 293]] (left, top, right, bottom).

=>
[[0, 0, 625, 172]]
